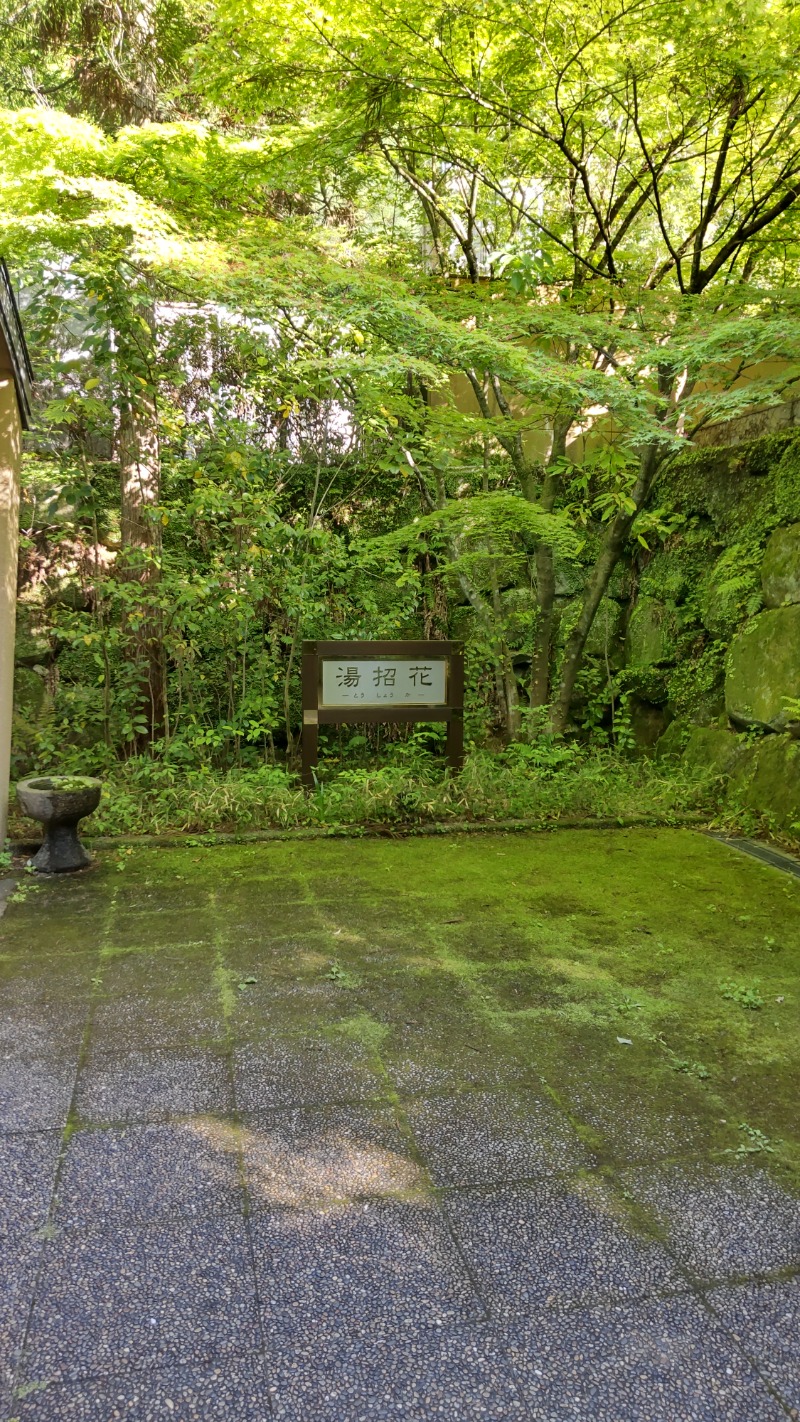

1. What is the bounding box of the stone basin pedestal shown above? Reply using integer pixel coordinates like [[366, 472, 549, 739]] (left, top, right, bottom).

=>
[[16, 776, 102, 873]]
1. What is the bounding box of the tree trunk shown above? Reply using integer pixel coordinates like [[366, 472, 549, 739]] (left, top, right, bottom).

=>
[[117, 387, 164, 744], [529, 414, 572, 708], [417, 550, 449, 639], [550, 441, 663, 735], [128, 0, 158, 123]]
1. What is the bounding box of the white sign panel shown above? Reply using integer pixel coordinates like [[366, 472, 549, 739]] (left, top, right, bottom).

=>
[[321, 657, 448, 708]]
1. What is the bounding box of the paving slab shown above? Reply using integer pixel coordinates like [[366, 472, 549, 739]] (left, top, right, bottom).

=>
[[265, 1323, 529, 1421], [55, 1122, 244, 1227], [380, 1010, 529, 1096], [621, 1162, 800, 1281], [74, 1048, 232, 1124], [22, 1218, 261, 1385], [504, 1294, 788, 1421], [104, 910, 217, 953], [7, 1358, 274, 1421], [241, 1104, 427, 1208], [0, 1235, 43, 1396], [536, 1033, 734, 1164], [0, 998, 89, 1055], [709, 1277, 800, 1413], [0, 1130, 62, 1238], [252, 1200, 483, 1332], [226, 976, 345, 1038], [89, 950, 224, 1049], [445, 1180, 684, 1317], [233, 1035, 386, 1111], [406, 1088, 595, 1186], [0, 1053, 78, 1133], [89, 990, 225, 1050]]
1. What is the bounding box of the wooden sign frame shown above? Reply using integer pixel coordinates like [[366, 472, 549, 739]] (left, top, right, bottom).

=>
[[301, 639, 464, 788]]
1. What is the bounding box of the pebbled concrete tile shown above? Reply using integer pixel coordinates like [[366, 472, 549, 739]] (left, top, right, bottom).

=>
[[406, 1089, 594, 1186], [55, 1121, 244, 1227], [74, 1049, 232, 1124], [90, 991, 225, 1051], [104, 910, 217, 953], [445, 1180, 684, 1317], [381, 1018, 528, 1097], [251, 1199, 483, 1333], [0, 1235, 42, 1396], [0, 1131, 61, 1238], [8, 1357, 274, 1420], [546, 1061, 732, 1164], [267, 1323, 529, 1421], [233, 1036, 385, 1112], [0, 917, 107, 958], [0, 957, 93, 1052], [710, 1277, 800, 1413], [621, 1162, 800, 1281], [228, 977, 348, 1038], [241, 1105, 427, 1209], [0, 1054, 77, 1133], [95, 950, 217, 998], [23, 1218, 261, 1384], [0, 999, 89, 1055], [505, 1294, 787, 1421]]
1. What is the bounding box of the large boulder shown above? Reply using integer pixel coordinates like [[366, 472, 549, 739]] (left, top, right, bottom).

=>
[[638, 548, 690, 604], [556, 596, 624, 658], [627, 697, 670, 756], [727, 734, 800, 834], [725, 606, 800, 731], [626, 599, 681, 668], [762, 523, 800, 608], [699, 545, 762, 640], [681, 725, 745, 776]]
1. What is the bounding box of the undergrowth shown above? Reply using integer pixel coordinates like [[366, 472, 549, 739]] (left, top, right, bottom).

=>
[[8, 745, 715, 838]]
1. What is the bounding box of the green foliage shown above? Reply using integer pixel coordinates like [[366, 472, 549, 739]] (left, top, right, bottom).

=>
[[727, 1123, 777, 1157], [719, 979, 765, 1011], [8, 747, 711, 837], [5, 0, 800, 807]]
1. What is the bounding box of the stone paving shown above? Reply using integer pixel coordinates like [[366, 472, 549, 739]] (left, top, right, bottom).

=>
[[0, 835, 799, 1420]]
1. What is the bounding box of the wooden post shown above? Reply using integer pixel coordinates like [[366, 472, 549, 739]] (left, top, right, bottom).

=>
[[446, 644, 465, 773], [301, 644, 319, 788]]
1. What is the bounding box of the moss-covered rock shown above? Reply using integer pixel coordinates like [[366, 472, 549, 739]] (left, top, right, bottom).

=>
[[762, 522, 800, 608], [775, 441, 800, 525], [666, 644, 727, 724], [654, 717, 691, 761], [553, 555, 587, 598], [727, 733, 800, 834], [607, 558, 633, 602], [681, 725, 745, 776], [663, 431, 800, 540], [627, 697, 670, 756], [638, 549, 691, 604], [626, 599, 681, 668], [556, 596, 624, 659], [699, 544, 763, 639], [725, 606, 800, 731]]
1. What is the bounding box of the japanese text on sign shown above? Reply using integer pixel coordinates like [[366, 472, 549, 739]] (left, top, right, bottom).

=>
[[320, 658, 448, 707]]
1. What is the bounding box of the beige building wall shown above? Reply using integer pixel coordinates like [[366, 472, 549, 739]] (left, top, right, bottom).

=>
[[0, 370, 22, 845]]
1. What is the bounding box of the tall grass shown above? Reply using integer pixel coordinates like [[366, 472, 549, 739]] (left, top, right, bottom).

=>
[[9, 747, 715, 838]]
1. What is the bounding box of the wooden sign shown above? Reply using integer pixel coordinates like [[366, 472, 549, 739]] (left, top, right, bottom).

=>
[[301, 640, 464, 787]]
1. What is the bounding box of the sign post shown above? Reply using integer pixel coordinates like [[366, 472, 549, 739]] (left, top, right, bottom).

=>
[[301, 640, 464, 788]]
